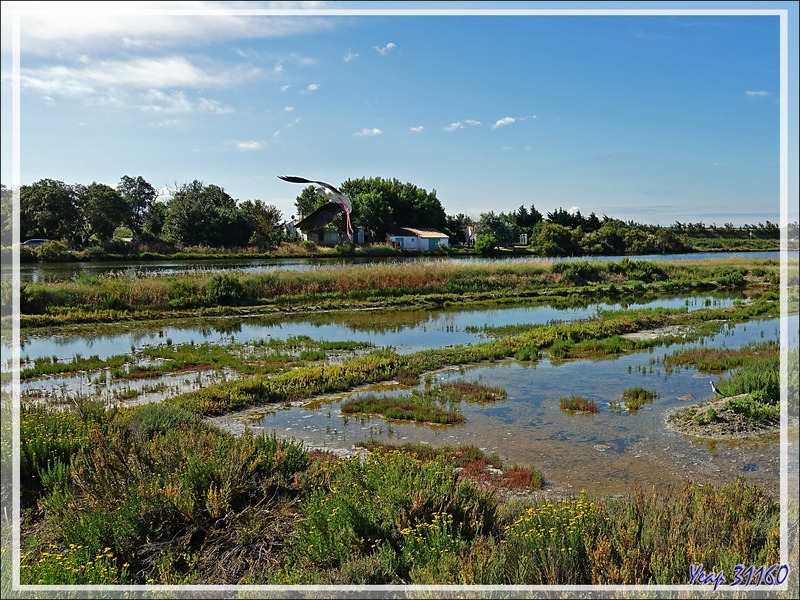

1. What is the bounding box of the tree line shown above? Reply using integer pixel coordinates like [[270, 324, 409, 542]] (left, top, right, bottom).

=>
[[1, 176, 785, 257]]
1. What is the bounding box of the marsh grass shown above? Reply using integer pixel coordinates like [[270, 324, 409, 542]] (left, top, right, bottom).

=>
[[17, 259, 778, 327], [664, 340, 779, 374], [355, 441, 544, 493], [20, 399, 781, 586], [620, 387, 659, 411], [558, 395, 598, 413], [341, 381, 507, 424]]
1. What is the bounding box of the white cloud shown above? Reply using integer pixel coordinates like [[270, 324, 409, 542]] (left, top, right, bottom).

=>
[[236, 140, 263, 151], [374, 42, 396, 56], [284, 106, 294, 112], [567, 206, 580, 215], [300, 83, 320, 94], [409, 126, 424, 133], [492, 115, 537, 129], [354, 128, 382, 137], [344, 51, 359, 62], [492, 116, 516, 129], [20, 56, 259, 97], [5, 3, 340, 56], [444, 120, 480, 132], [744, 90, 770, 97], [139, 90, 233, 114], [280, 85, 290, 92]]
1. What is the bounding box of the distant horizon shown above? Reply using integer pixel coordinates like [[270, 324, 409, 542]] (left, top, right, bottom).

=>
[[2, 2, 797, 229]]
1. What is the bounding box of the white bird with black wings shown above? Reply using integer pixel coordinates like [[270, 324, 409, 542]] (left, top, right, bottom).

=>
[[279, 176, 353, 239]]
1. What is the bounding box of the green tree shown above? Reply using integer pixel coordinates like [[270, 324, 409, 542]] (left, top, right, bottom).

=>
[[532, 222, 583, 257], [20, 179, 81, 245], [476, 211, 515, 247], [241, 200, 284, 250], [474, 233, 497, 255], [444, 213, 473, 245], [143, 202, 168, 238], [353, 191, 394, 242], [80, 182, 128, 244], [1, 184, 12, 245], [162, 180, 249, 248], [118, 175, 158, 235]]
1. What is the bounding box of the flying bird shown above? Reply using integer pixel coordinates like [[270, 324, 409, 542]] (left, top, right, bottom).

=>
[[279, 176, 353, 239]]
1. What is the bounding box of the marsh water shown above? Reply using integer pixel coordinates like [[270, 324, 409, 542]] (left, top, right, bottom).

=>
[[8, 285, 796, 500], [8, 251, 785, 282]]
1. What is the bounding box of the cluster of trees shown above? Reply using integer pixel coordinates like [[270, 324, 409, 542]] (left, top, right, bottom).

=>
[[470, 203, 781, 256], [13, 177, 287, 251], [4, 175, 786, 257]]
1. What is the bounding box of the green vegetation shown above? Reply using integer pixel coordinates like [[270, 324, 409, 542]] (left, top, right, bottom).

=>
[[620, 387, 659, 411], [14, 258, 780, 329], [558, 395, 599, 413], [664, 341, 781, 423], [19, 401, 779, 585], [19, 337, 372, 382], [340, 381, 506, 425]]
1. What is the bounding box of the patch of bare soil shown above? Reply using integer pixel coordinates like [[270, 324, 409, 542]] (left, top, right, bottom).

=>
[[665, 394, 779, 439], [621, 324, 693, 341]]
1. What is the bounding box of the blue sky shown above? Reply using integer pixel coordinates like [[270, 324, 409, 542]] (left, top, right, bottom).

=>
[[2, 1, 797, 227]]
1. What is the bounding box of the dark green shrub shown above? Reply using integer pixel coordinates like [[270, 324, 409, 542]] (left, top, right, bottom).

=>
[[36, 240, 72, 262], [168, 278, 203, 308], [204, 274, 244, 306], [474, 234, 497, 255]]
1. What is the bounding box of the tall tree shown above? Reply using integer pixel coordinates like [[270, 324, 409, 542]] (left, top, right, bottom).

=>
[[80, 182, 128, 244], [20, 179, 81, 244], [162, 180, 246, 247], [118, 175, 158, 235], [241, 199, 284, 250]]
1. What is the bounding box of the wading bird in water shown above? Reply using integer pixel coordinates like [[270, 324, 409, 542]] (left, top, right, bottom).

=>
[[279, 176, 353, 240]]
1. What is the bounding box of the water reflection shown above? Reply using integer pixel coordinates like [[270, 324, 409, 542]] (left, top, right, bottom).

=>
[[217, 317, 790, 499], [8, 290, 748, 363]]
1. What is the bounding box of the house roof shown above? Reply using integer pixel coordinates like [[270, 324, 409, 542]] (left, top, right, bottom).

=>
[[387, 227, 448, 239]]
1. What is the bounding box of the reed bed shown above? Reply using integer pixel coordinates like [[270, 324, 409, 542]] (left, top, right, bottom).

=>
[[558, 395, 599, 413], [17, 259, 779, 325]]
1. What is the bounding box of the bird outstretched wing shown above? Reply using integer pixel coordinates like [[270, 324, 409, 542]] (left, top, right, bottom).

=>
[[278, 175, 342, 194], [295, 202, 346, 231]]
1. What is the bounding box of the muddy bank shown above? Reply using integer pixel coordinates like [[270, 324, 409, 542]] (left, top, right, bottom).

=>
[[666, 394, 780, 439]]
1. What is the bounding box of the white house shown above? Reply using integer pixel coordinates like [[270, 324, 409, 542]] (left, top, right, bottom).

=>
[[387, 227, 449, 251]]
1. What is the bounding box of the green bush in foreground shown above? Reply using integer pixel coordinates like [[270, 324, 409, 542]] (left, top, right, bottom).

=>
[[21, 401, 780, 585]]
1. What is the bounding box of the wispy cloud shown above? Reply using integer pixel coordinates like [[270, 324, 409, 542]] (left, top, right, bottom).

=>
[[284, 106, 294, 112], [444, 120, 481, 132], [354, 128, 382, 137], [300, 83, 320, 94], [19, 56, 259, 97], [344, 50, 359, 62], [236, 140, 263, 151], [409, 126, 424, 133], [139, 90, 234, 114], [374, 42, 396, 56], [744, 90, 770, 97], [491, 115, 536, 129]]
